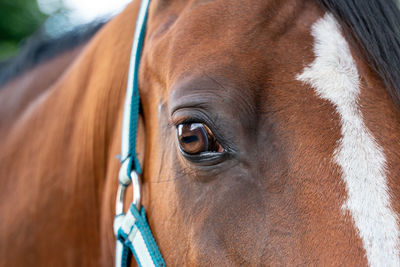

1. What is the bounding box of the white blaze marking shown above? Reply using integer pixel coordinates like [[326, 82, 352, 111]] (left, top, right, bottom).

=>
[[297, 13, 400, 267]]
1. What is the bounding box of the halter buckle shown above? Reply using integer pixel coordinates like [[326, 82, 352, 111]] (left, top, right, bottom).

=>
[[115, 160, 141, 215]]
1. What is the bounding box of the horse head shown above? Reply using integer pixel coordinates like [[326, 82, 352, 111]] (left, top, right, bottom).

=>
[[1, 0, 400, 266], [134, 0, 400, 265]]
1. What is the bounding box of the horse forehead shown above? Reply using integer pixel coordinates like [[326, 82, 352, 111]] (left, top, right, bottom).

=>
[[145, 0, 321, 90], [162, 0, 300, 49]]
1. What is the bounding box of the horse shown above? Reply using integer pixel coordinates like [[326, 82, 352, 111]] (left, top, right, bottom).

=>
[[1, 0, 400, 265]]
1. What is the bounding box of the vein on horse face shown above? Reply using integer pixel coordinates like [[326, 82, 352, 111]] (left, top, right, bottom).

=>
[[297, 13, 400, 267]]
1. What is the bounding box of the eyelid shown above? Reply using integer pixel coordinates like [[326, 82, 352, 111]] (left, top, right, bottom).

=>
[[170, 108, 211, 126], [178, 148, 231, 166]]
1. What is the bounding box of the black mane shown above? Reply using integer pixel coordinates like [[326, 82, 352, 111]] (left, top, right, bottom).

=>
[[0, 21, 106, 87], [317, 0, 400, 105]]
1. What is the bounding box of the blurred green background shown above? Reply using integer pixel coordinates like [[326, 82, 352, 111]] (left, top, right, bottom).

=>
[[0, 0, 128, 61], [0, 0, 58, 60]]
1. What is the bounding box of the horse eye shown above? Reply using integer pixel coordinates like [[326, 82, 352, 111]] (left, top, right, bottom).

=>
[[177, 123, 224, 155]]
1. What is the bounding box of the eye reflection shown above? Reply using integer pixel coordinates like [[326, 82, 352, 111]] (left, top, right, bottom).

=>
[[177, 123, 223, 155]]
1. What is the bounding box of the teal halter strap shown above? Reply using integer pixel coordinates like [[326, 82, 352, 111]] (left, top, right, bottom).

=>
[[114, 0, 165, 266]]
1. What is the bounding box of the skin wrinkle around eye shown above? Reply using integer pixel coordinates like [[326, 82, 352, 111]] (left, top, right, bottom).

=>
[[168, 74, 257, 123], [168, 74, 262, 160]]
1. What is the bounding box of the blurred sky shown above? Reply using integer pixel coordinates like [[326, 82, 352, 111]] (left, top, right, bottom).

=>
[[38, 0, 131, 23], [63, 0, 130, 22], [37, 0, 131, 35]]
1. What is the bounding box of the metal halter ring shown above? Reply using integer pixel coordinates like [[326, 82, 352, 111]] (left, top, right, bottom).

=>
[[115, 160, 141, 215]]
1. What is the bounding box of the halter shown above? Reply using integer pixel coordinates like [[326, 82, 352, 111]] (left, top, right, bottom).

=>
[[113, 0, 165, 266]]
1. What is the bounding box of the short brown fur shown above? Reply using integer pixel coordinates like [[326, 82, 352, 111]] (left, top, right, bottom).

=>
[[1, 0, 399, 266]]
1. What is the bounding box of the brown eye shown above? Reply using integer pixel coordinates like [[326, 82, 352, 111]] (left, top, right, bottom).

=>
[[177, 123, 224, 155]]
